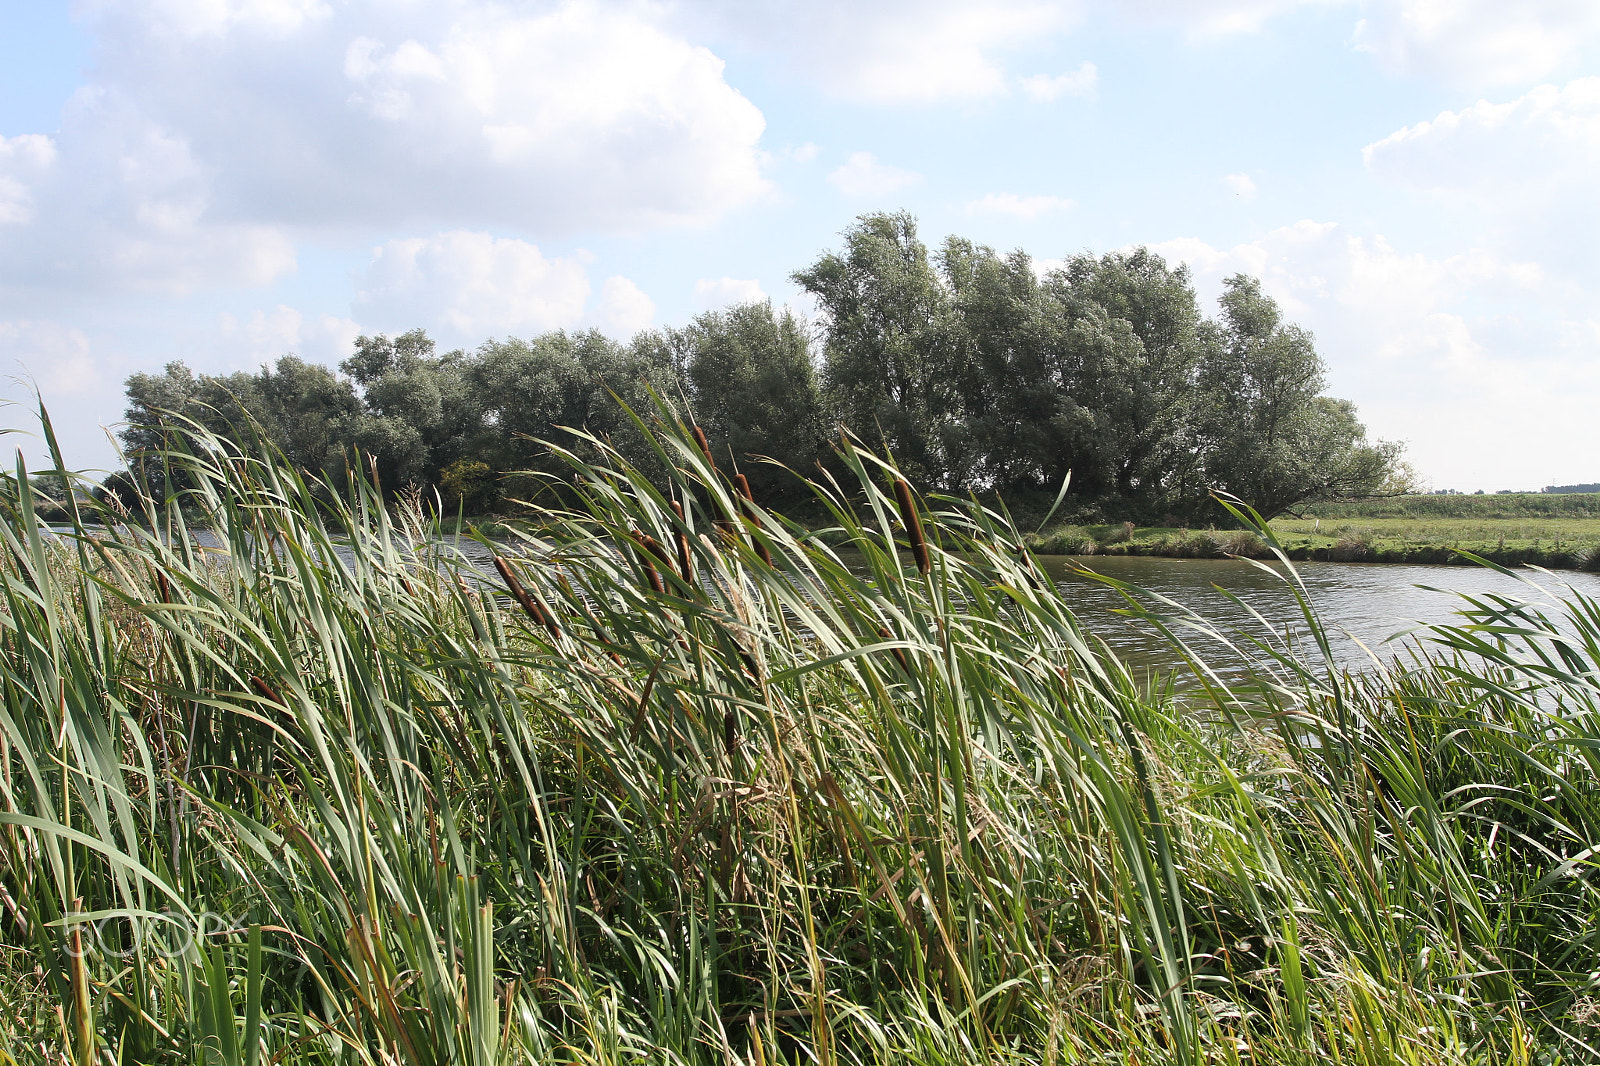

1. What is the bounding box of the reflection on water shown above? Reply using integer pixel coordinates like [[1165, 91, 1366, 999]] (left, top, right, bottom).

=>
[[1042, 554, 1600, 678]]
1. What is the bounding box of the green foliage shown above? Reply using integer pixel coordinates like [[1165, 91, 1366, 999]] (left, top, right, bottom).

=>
[[671, 300, 829, 507], [7, 400, 1600, 1063], [115, 216, 1402, 523], [794, 211, 967, 487], [796, 215, 1400, 518]]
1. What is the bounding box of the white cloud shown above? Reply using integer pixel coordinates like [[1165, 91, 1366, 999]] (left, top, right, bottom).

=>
[[693, 277, 767, 308], [597, 276, 656, 338], [1364, 77, 1600, 280], [0, 320, 97, 398], [0, 0, 767, 299], [354, 231, 591, 342], [685, 0, 1076, 104], [1223, 172, 1258, 199], [0, 135, 57, 227], [1364, 77, 1600, 198], [1143, 221, 1590, 489], [786, 142, 821, 164], [1353, 0, 1600, 87], [828, 152, 923, 197], [1111, 0, 1330, 38], [0, 89, 298, 295], [966, 193, 1074, 219], [1019, 61, 1098, 101]]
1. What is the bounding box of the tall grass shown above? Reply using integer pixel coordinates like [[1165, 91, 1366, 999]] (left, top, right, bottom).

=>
[[3, 405, 1600, 1063]]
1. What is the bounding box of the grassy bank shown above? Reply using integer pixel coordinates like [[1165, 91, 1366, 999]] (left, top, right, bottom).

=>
[[7, 418, 1600, 1062], [1031, 502, 1600, 569]]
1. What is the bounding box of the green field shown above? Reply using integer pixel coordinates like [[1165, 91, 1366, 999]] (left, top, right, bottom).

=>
[[10, 431, 1600, 1063], [1028, 494, 1600, 568]]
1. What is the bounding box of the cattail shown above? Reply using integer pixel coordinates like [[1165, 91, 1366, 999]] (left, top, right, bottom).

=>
[[670, 501, 695, 586], [493, 556, 561, 640], [250, 674, 284, 707], [629, 530, 671, 595], [691, 425, 716, 470], [155, 569, 171, 604], [878, 626, 912, 675], [894, 479, 930, 575], [733, 474, 773, 567]]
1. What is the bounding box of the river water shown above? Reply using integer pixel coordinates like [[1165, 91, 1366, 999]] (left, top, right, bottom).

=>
[[436, 531, 1600, 677], [1039, 554, 1600, 677]]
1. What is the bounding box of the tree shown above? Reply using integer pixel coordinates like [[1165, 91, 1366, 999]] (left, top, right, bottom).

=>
[[1198, 275, 1398, 517], [794, 213, 967, 487], [1042, 249, 1207, 512], [674, 301, 827, 504], [341, 330, 469, 491]]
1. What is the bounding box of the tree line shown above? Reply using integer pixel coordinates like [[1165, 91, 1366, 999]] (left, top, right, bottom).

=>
[[113, 212, 1402, 520]]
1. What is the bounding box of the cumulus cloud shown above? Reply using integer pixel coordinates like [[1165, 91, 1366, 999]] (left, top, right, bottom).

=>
[[1364, 77, 1600, 278], [693, 277, 767, 308], [0, 89, 298, 296], [0, 0, 767, 299], [1364, 77, 1600, 197], [684, 0, 1076, 104], [966, 193, 1074, 219], [597, 276, 656, 338], [1111, 0, 1600, 85], [1353, 0, 1600, 87], [828, 152, 923, 197], [354, 231, 591, 341], [1143, 221, 1591, 489], [1019, 61, 1098, 101]]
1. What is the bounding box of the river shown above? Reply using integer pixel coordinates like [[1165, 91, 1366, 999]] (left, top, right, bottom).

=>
[[1039, 554, 1600, 677], [437, 531, 1600, 678]]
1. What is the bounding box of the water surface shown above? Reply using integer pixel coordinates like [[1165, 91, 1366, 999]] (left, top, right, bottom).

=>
[[1041, 554, 1600, 677]]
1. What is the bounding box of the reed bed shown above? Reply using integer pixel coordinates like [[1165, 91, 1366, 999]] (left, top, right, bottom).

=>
[[3, 407, 1600, 1064]]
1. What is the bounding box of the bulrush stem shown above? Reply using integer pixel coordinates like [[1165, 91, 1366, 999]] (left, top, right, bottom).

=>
[[629, 530, 673, 596], [733, 474, 773, 567], [493, 556, 562, 640], [670, 501, 695, 586], [894, 479, 931, 575], [70, 897, 92, 1066]]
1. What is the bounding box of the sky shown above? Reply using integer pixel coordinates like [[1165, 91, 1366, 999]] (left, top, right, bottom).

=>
[[0, 0, 1597, 493]]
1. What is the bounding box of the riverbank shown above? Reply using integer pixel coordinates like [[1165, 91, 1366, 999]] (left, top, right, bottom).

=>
[[1029, 520, 1600, 568], [446, 501, 1600, 570], [1029, 494, 1600, 569]]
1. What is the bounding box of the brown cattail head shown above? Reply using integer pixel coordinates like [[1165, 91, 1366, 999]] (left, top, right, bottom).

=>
[[731, 475, 772, 566], [894, 479, 930, 575], [878, 627, 912, 675], [629, 530, 672, 595], [669, 501, 695, 586], [250, 674, 284, 707], [692, 425, 716, 470], [155, 569, 171, 605], [493, 556, 561, 640]]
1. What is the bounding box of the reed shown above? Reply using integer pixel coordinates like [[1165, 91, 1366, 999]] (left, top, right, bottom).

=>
[[1, 402, 1599, 1063]]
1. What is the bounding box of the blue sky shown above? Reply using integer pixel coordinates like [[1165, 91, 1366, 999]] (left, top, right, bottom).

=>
[[1, 0, 1597, 491]]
